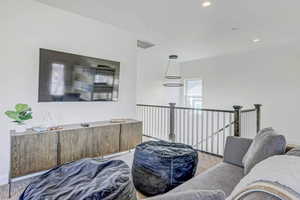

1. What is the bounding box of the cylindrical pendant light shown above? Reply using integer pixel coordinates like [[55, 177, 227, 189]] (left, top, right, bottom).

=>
[[163, 55, 184, 87]]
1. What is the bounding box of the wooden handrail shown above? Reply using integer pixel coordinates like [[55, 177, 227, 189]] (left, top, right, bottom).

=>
[[241, 109, 256, 113], [136, 104, 170, 108], [137, 104, 234, 113]]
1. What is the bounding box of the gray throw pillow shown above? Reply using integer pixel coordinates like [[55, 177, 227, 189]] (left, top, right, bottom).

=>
[[146, 190, 225, 200], [242, 127, 286, 174], [286, 146, 300, 157]]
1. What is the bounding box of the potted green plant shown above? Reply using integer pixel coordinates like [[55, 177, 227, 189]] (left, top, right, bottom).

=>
[[5, 104, 33, 132]]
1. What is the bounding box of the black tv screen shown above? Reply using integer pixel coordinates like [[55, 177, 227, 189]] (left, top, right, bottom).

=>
[[38, 49, 120, 102]]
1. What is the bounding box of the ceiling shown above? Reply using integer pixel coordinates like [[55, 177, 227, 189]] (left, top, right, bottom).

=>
[[36, 0, 300, 60]]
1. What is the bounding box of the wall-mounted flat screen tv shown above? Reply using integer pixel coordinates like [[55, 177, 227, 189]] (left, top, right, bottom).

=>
[[38, 49, 120, 102]]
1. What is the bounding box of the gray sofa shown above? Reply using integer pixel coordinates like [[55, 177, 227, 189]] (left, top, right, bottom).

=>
[[166, 136, 253, 198], [146, 134, 290, 200]]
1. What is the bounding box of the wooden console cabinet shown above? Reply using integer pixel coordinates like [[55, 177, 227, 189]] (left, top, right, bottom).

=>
[[10, 120, 142, 179]]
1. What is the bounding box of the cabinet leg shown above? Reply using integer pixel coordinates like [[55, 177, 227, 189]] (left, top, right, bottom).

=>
[[8, 179, 11, 199]]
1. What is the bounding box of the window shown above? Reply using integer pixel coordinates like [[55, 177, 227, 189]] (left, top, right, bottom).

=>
[[184, 79, 203, 109], [50, 63, 65, 96]]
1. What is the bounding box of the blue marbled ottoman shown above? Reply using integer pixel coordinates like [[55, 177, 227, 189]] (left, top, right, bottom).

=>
[[20, 159, 136, 200], [132, 141, 198, 196]]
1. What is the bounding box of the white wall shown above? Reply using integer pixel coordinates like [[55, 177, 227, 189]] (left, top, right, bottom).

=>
[[0, 0, 138, 184], [136, 47, 181, 106], [181, 42, 300, 143]]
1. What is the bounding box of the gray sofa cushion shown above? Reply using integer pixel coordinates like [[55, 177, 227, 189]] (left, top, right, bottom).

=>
[[242, 127, 286, 174], [146, 190, 225, 200], [223, 136, 253, 167], [170, 162, 244, 197]]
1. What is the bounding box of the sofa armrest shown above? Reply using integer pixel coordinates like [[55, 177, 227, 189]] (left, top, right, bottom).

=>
[[223, 136, 253, 167]]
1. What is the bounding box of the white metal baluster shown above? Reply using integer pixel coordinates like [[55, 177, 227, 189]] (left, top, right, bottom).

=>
[[179, 109, 182, 143], [211, 111, 214, 154], [223, 112, 226, 151], [229, 113, 233, 136], [182, 110, 186, 143], [144, 107, 146, 136], [151, 107, 154, 137], [165, 108, 170, 140], [147, 107, 149, 136], [187, 110, 190, 145], [157, 107, 159, 138], [191, 109, 195, 147], [158, 108, 163, 138], [196, 110, 199, 150], [206, 111, 209, 152], [217, 112, 220, 155], [201, 111, 204, 151], [154, 107, 156, 138]]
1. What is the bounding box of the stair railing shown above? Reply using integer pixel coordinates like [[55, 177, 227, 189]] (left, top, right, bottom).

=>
[[136, 103, 262, 156]]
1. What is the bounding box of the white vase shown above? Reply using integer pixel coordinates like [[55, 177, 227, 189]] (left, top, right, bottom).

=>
[[11, 124, 27, 133]]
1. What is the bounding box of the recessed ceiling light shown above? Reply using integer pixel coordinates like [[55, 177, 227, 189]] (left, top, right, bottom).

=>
[[252, 38, 261, 43], [202, 1, 212, 7]]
